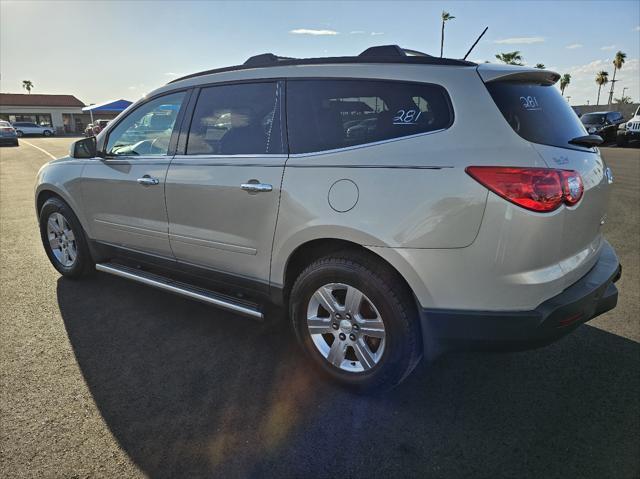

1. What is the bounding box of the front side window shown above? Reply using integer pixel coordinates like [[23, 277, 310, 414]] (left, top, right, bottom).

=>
[[287, 79, 453, 154], [186, 82, 283, 155], [106, 91, 185, 156]]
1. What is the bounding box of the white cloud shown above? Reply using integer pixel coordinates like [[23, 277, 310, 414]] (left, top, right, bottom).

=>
[[494, 36, 545, 45], [560, 58, 639, 105], [600, 45, 616, 50], [289, 28, 338, 36], [349, 30, 365, 34], [128, 83, 146, 91], [568, 59, 607, 75], [566, 43, 583, 49], [370, 32, 384, 36]]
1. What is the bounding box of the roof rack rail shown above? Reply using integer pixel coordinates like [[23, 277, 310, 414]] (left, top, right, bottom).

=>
[[168, 46, 475, 84], [358, 45, 431, 58], [243, 53, 295, 67]]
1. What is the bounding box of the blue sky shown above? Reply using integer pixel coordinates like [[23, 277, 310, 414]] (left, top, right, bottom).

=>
[[1, 0, 638, 105]]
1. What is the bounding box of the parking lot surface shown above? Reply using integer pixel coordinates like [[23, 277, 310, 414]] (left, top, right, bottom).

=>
[[1, 137, 639, 478]]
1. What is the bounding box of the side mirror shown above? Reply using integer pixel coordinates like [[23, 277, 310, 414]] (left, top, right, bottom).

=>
[[70, 136, 97, 159]]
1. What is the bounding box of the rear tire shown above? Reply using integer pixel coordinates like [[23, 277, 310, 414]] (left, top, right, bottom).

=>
[[15, 130, 23, 137], [290, 251, 422, 392], [39, 197, 93, 278], [43, 130, 52, 137]]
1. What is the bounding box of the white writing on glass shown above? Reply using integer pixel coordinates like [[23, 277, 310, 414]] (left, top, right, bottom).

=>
[[393, 109, 422, 125]]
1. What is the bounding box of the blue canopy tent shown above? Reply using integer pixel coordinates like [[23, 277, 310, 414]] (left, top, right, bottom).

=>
[[82, 99, 132, 123]]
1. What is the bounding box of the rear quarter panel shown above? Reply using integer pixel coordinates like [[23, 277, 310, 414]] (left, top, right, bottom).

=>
[[270, 64, 548, 288]]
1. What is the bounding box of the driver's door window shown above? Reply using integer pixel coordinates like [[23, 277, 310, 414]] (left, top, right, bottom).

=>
[[106, 92, 185, 156]]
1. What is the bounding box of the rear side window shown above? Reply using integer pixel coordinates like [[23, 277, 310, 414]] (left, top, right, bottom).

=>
[[287, 79, 452, 154], [187, 82, 283, 155], [486, 81, 588, 150]]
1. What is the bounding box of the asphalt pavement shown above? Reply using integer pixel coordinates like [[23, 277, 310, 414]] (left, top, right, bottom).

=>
[[1, 137, 638, 478]]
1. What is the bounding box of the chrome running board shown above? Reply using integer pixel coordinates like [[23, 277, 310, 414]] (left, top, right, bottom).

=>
[[95, 262, 263, 319]]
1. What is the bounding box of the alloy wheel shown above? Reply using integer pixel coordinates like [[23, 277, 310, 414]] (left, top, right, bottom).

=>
[[46, 212, 77, 267], [306, 283, 386, 373]]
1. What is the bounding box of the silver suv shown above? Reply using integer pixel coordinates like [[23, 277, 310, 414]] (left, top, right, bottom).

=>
[[35, 46, 621, 391]]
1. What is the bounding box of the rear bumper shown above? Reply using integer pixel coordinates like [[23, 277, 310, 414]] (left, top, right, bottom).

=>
[[421, 240, 621, 353], [0, 137, 18, 145]]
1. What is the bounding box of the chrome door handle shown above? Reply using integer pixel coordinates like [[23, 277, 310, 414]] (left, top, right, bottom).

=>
[[137, 176, 159, 186], [241, 182, 272, 193]]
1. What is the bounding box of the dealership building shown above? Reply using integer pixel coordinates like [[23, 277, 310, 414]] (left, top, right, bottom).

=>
[[0, 93, 131, 134]]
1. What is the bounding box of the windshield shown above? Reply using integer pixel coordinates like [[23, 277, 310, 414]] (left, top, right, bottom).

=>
[[581, 114, 606, 124], [485, 81, 589, 150]]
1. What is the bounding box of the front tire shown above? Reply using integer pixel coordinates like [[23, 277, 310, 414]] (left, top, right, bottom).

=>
[[15, 130, 23, 137], [43, 130, 52, 137], [39, 197, 93, 278], [290, 252, 422, 392]]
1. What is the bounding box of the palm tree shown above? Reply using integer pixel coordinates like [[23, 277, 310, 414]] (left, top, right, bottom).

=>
[[607, 50, 626, 104], [614, 95, 632, 104], [22, 80, 34, 94], [440, 11, 455, 58], [534, 63, 545, 69], [495, 51, 523, 65], [560, 74, 571, 96], [595, 70, 609, 105]]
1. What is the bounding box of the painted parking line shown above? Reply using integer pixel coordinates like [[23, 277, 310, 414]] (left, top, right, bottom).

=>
[[20, 140, 58, 160]]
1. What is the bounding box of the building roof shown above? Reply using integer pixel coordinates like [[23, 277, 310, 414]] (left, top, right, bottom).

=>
[[0, 93, 85, 108]]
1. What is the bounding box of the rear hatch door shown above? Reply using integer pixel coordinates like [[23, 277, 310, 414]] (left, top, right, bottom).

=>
[[481, 67, 611, 287]]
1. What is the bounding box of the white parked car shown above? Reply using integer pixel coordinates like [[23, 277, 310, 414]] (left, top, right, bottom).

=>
[[11, 122, 55, 137], [617, 105, 640, 147], [35, 45, 621, 391]]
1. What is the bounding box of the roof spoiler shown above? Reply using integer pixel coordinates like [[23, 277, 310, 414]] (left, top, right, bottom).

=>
[[477, 65, 560, 86]]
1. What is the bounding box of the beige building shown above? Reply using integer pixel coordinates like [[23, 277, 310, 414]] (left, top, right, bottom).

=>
[[0, 93, 127, 133]]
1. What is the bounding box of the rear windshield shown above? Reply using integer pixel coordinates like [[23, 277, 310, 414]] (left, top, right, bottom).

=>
[[581, 113, 607, 124], [486, 81, 589, 150]]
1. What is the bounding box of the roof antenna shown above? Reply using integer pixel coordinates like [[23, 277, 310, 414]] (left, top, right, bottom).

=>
[[463, 26, 488, 61]]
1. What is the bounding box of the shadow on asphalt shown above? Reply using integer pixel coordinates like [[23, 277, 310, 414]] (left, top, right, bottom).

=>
[[57, 274, 640, 479]]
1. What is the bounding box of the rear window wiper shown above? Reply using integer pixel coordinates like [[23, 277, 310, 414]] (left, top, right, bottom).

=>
[[569, 134, 603, 148]]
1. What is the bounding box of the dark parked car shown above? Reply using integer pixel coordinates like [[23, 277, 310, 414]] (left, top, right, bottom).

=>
[[0, 120, 19, 146], [580, 111, 625, 143]]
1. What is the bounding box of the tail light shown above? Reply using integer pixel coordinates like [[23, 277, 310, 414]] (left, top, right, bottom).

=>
[[465, 166, 583, 212]]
